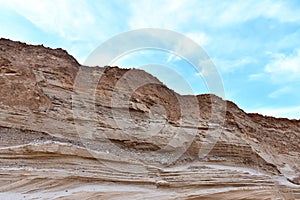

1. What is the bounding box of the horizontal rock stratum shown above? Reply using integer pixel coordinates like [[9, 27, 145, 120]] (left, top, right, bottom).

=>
[[0, 38, 299, 199]]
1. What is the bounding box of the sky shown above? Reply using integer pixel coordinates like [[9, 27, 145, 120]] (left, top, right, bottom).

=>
[[0, 0, 300, 119]]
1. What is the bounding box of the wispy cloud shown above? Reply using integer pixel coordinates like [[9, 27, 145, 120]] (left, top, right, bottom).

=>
[[265, 49, 300, 83], [185, 32, 211, 46], [248, 49, 300, 83], [3, 0, 97, 40], [166, 54, 182, 63], [216, 0, 300, 24], [248, 73, 266, 81], [128, 0, 300, 30], [216, 57, 255, 73], [268, 86, 292, 98], [128, 0, 190, 30], [166, 32, 210, 64], [1, 0, 131, 43]]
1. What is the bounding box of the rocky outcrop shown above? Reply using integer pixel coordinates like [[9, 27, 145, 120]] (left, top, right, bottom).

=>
[[0, 38, 299, 199]]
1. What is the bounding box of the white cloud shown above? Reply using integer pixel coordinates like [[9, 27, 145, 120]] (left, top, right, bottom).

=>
[[128, 0, 191, 30], [248, 106, 300, 119], [3, 0, 98, 40], [248, 73, 266, 81], [215, 0, 300, 24], [268, 86, 292, 98], [265, 50, 300, 83], [128, 0, 300, 31], [264, 1, 300, 22], [185, 32, 211, 46], [216, 57, 254, 73], [166, 54, 182, 63], [0, 0, 125, 41], [195, 66, 209, 78], [216, 0, 300, 24]]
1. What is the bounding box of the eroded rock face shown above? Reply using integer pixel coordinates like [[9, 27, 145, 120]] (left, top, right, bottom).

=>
[[0, 38, 299, 199]]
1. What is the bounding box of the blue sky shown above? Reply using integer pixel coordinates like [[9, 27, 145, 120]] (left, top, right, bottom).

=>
[[1, 0, 300, 119]]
